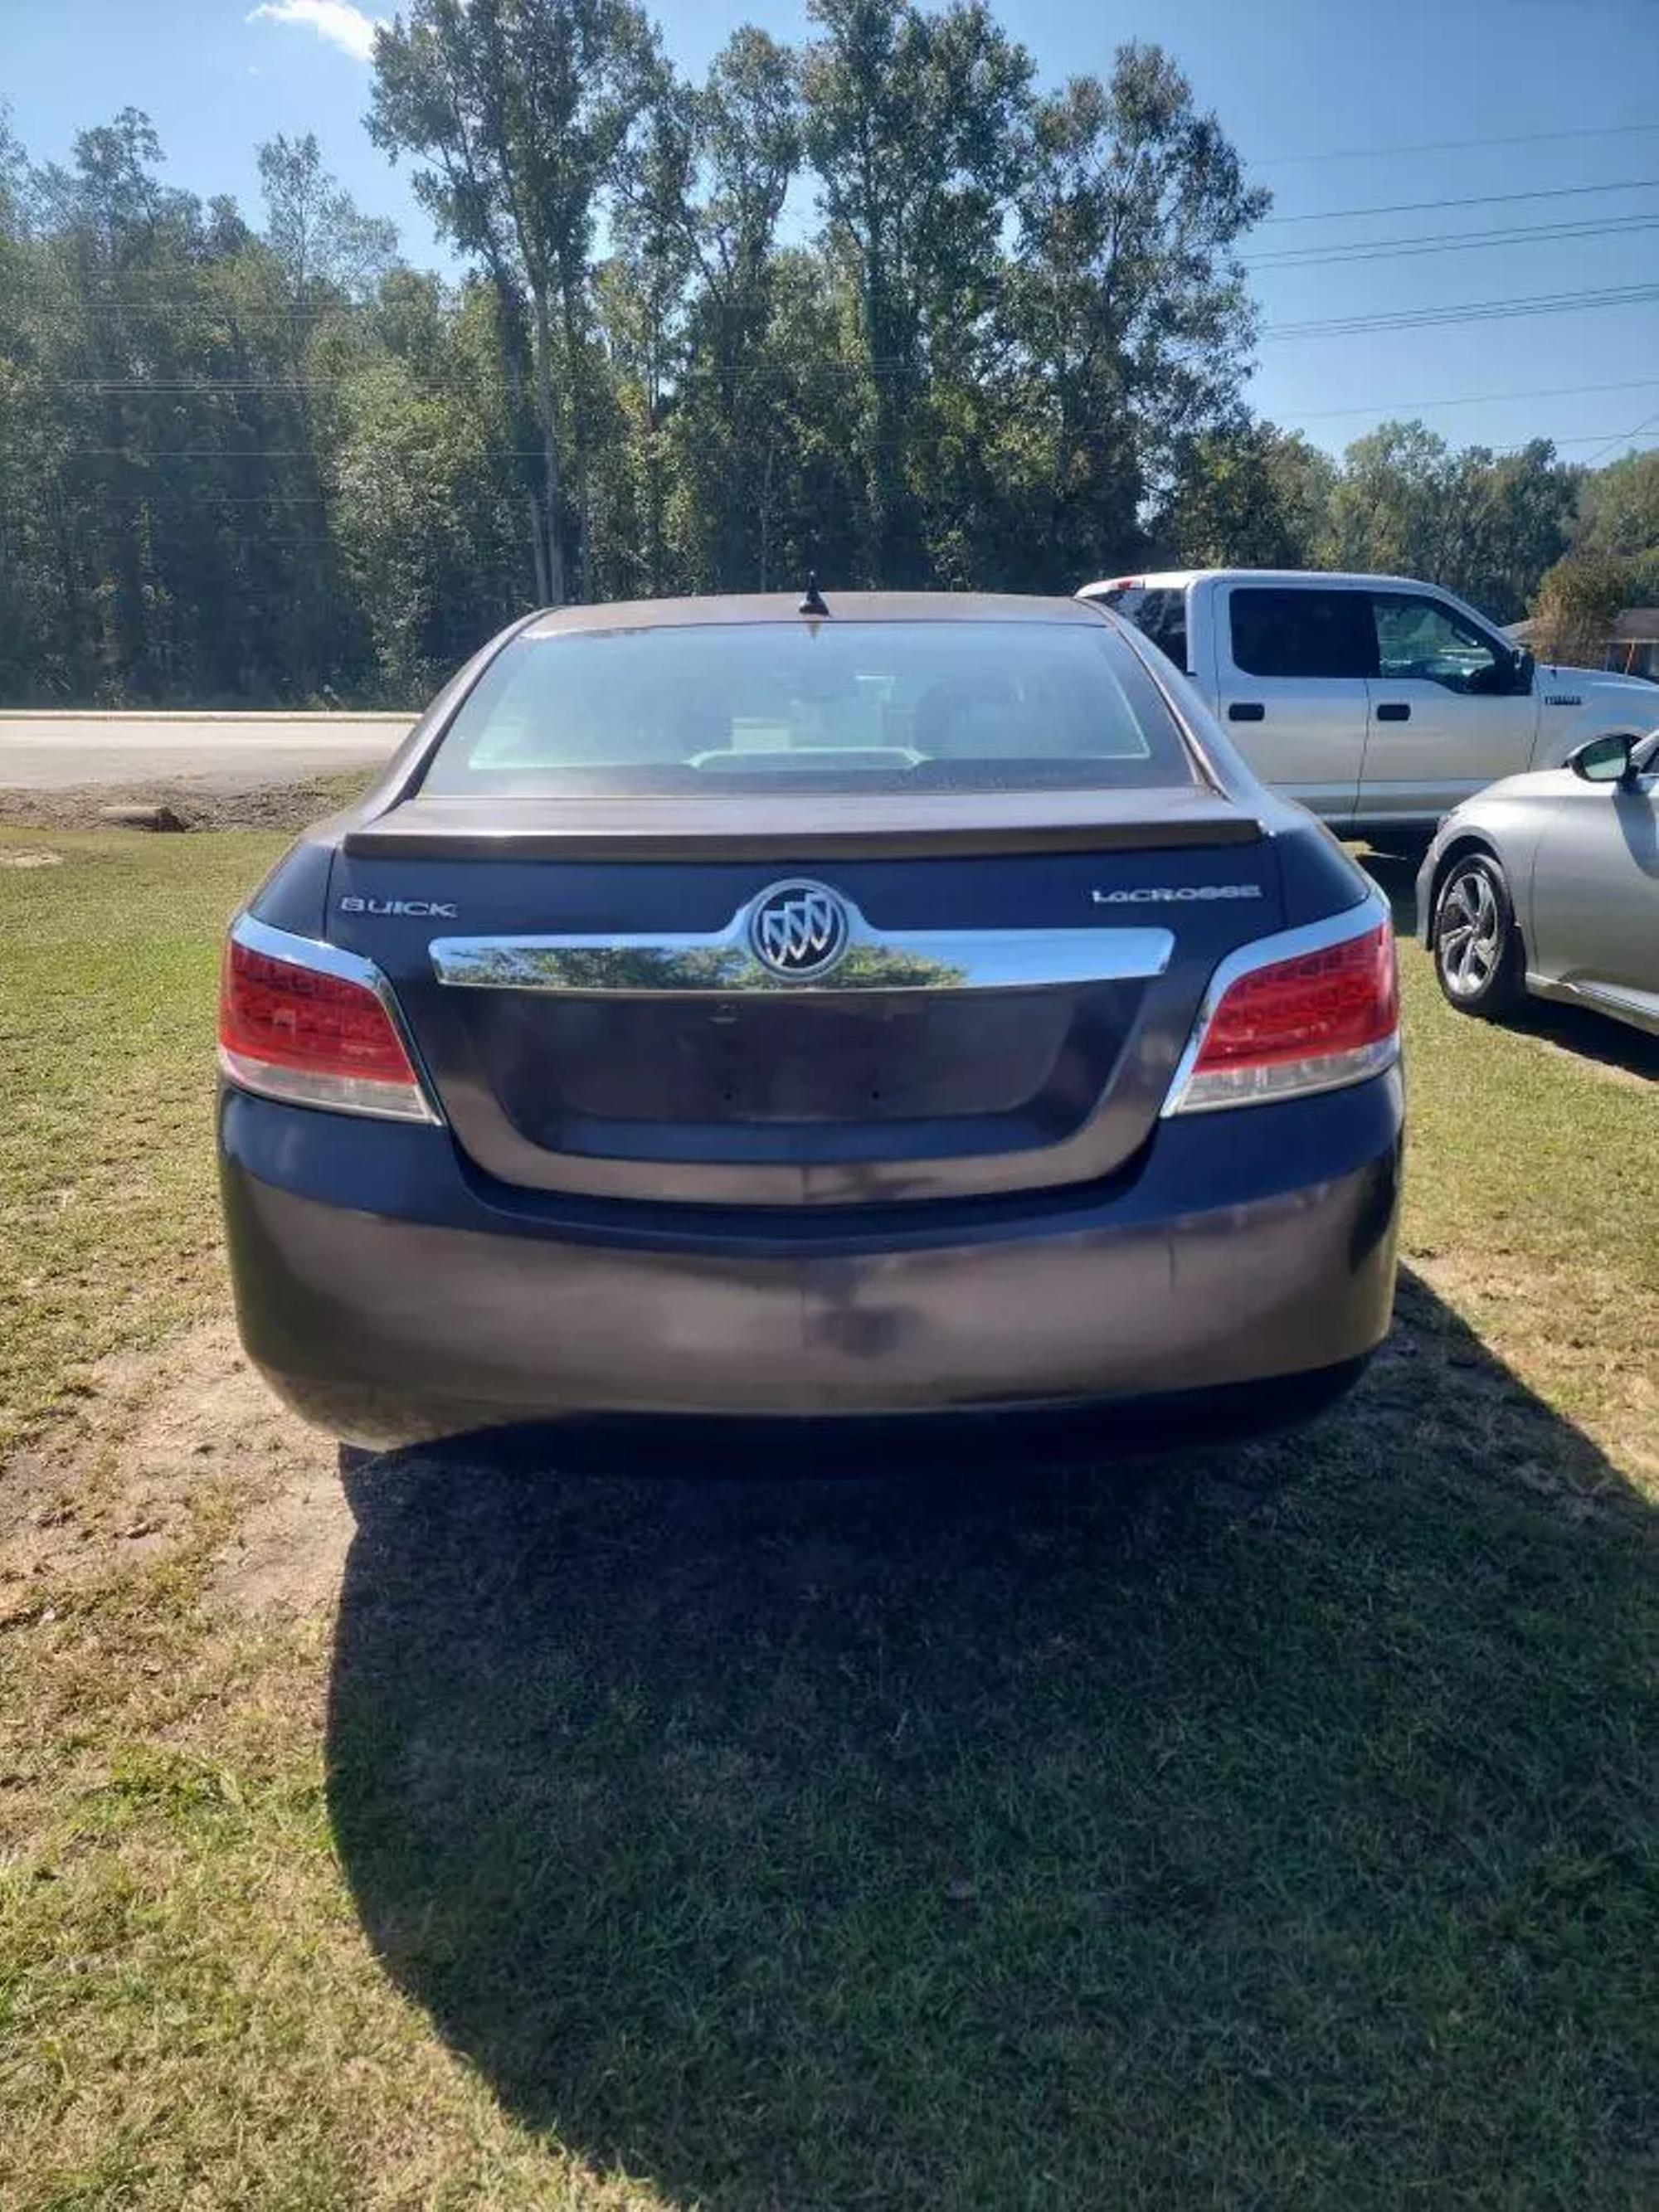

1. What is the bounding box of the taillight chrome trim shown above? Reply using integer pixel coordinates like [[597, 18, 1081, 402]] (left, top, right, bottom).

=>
[[1160, 892, 1399, 1118], [219, 911, 444, 1125]]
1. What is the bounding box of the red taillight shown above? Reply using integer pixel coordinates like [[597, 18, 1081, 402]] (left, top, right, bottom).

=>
[[1194, 922, 1398, 1070], [1167, 913, 1399, 1114], [218, 931, 436, 1122]]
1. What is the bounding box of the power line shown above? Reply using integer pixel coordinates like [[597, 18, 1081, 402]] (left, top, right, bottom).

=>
[[48, 282, 1659, 386], [48, 204, 1659, 314], [1260, 174, 1659, 226], [32, 287, 1659, 395], [50, 377, 1659, 454], [48, 183, 1659, 316], [1514, 426, 1659, 453], [38, 179, 1659, 315], [56, 417, 1659, 498], [1264, 282, 1659, 341], [1249, 120, 1659, 168], [1576, 406, 1659, 468], [1248, 213, 1659, 270], [1293, 375, 1659, 419], [48, 425, 1658, 499], [22, 357, 1019, 388], [20, 184, 1656, 352]]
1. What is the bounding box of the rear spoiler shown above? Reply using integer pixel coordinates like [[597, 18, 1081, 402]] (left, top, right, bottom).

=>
[[343, 788, 1265, 863]]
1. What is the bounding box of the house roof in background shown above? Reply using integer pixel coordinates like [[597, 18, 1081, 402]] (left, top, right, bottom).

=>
[[1508, 609, 1659, 644]]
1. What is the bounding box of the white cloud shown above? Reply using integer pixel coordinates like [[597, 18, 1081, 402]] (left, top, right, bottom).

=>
[[247, 1, 383, 65]]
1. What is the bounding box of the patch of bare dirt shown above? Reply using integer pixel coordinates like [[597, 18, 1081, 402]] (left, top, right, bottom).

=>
[[0, 1319, 349, 1624], [0, 846, 63, 868], [209, 1459, 354, 1618], [0, 770, 374, 835]]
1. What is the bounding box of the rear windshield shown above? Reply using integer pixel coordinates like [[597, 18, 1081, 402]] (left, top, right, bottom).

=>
[[421, 620, 1196, 796]]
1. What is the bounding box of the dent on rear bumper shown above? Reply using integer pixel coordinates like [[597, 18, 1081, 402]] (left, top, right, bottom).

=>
[[219, 1072, 1403, 1449]]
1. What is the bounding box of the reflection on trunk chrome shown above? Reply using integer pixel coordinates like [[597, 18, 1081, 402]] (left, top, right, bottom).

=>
[[429, 894, 1175, 996]]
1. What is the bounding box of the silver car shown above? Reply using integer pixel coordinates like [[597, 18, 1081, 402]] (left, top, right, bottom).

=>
[[1417, 728, 1659, 1036]]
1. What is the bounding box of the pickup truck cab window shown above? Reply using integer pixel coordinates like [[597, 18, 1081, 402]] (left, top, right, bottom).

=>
[[1087, 584, 1189, 672], [1228, 589, 1372, 680], [1132, 588, 1190, 671], [1369, 593, 1510, 696]]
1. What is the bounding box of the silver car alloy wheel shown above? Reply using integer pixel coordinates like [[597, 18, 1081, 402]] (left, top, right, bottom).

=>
[[1436, 862, 1503, 1000]]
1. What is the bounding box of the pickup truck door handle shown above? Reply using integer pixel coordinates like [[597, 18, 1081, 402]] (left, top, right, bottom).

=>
[[1374, 702, 1411, 722], [1228, 702, 1265, 722]]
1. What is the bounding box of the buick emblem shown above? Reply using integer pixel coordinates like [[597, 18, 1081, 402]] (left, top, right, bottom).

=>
[[749, 881, 851, 980]]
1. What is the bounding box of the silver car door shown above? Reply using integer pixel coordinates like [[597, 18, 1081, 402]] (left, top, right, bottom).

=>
[[1527, 733, 1659, 1020], [1361, 591, 1539, 827], [1214, 582, 1370, 827]]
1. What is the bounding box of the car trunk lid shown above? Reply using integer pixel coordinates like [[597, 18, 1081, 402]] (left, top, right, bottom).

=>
[[331, 792, 1282, 1205]]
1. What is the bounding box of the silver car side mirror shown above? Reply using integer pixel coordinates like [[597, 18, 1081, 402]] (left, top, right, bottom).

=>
[[1569, 733, 1634, 785]]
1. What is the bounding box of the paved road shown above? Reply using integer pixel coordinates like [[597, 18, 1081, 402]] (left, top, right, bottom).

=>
[[0, 712, 415, 791]]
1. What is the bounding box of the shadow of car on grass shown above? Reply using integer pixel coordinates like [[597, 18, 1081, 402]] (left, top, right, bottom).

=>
[[326, 1269, 1655, 2209]]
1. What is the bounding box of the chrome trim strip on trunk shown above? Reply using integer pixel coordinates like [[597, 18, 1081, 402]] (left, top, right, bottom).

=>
[[429, 902, 1175, 997]]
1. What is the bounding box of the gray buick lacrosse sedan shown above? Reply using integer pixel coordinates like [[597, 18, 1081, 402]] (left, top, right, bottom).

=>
[[216, 590, 1403, 1458]]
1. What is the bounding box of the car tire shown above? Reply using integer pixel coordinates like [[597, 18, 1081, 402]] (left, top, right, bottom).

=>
[[1432, 850, 1525, 1018]]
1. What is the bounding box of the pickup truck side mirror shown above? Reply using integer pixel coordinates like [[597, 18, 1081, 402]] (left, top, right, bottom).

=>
[[1510, 645, 1535, 694], [1569, 732, 1634, 785]]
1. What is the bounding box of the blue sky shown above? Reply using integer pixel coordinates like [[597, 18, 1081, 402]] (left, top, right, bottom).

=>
[[7, 0, 1659, 463]]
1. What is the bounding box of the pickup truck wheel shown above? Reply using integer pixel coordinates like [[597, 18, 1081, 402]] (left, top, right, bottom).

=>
[[1432, 853, 1524, 1018]]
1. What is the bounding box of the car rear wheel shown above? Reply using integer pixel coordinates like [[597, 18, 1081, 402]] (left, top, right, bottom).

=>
[[1433, 852, 1523, 1018]]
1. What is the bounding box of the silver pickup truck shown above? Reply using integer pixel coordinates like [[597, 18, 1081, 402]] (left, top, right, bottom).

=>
[[1078, 567, 1657, 836]]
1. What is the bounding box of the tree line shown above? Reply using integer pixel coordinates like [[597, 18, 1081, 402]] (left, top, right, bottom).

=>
[[0, 0, 1652, 707]]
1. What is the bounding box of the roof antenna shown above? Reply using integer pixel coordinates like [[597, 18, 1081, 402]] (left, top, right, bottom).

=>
[[798, 570, 829, 618]]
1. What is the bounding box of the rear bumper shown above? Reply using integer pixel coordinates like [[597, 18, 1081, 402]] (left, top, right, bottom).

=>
[[218, 1072, 1403, 1451]]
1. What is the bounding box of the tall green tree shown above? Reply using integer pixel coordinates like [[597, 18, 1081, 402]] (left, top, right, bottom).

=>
[[1435, 440, 1576, 621], [1323, 421, 1452, 582], [671, 28, 803, 590], [599, 66, 698, 596], [370, 0, 664, 604], [1573, 447, 1659, 562], [1325, 422, 1576, 620], [1530, 550, 1633, 666], [259, 132, 397, 321], [1154, 424, 1335, 571], [802, 0, 1032, 585], [1002, 45, 1267, 585], [323, 271, 528, 693]]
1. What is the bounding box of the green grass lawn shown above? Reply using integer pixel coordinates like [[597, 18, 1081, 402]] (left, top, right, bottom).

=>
[[0, 829, 289, 1451], [0, 825, 1655, 2210]]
